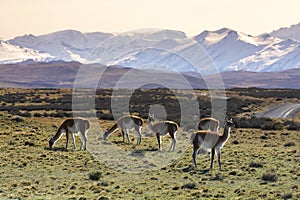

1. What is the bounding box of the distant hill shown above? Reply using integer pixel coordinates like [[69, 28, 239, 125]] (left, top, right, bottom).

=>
[[0, 61, 299, 89]]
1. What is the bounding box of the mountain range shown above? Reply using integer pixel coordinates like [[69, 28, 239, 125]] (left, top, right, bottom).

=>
[[1, 23, 300, 74]]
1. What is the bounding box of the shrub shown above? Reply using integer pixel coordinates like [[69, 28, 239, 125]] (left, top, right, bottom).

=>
[[261, 172, 278, 182], [34, 113, 42, 117], [284, 142, 295, 147], [210, 173, 224, 181], [182, 182, 196, 189], [98, 113, 114, 120], [23, 112, 32, 118], [285, 121, 299, 130], [235, 116, 286, 130], [283, 193, 293, 199], [89, 171, 102, 181], [261, 121, 284, 130], [249, 161, 263, 168]]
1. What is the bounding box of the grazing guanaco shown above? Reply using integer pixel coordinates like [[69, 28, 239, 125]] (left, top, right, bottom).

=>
[[148, 114, 178, 151], [49, 117, 90, 151], [192, 118, 235, 169], [103, 115, 143, 145]]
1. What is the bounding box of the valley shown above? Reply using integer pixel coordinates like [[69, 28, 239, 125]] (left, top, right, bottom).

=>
[[0, 88, 299, 199]]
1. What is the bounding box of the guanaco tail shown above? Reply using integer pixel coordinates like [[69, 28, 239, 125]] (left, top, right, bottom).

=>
[[192, 118, 235, 169], [148, 114, 178, 151], [103, 115, 143, 145], [49, 117, 90, 151]]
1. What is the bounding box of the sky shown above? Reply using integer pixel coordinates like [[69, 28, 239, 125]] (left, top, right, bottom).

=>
[[1, 0, 300, 40]]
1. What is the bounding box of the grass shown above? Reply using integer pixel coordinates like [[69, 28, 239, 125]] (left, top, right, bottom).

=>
[[1, 113, 299, 199], [0, 88, 299, 199]]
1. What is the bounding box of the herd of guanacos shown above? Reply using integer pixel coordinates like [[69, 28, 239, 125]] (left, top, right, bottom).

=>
[[48, 114, 235, 170]]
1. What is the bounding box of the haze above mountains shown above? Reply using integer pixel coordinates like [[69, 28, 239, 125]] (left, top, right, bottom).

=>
[[1, 23, 300, 74]]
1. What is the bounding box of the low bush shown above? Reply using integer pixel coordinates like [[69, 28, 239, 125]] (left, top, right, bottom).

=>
[[234, 117, 285, 130], [284, 120, 300, 130], [261, 172, 278, 182], [249, 161, 263, 168], [261, 121, 284, 130], [89, 171, 102, 181]]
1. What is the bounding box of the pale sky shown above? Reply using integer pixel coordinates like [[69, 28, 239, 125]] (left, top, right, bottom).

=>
[[1, 0, 300, 40]]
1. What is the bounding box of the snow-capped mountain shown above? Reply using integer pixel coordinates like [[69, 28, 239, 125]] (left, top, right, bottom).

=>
[[4, 23, 300, 74], [0, 39, 54, 64], [9, 30, 114, 63], [107, 28, 300, 73], [270, 22, 300, 42], [227, 38, 300, 72], [194, 29, 281, 71], [195, 28, 300, 72]]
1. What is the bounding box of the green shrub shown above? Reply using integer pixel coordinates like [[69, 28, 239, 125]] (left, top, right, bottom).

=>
[[34, 113, 42, 117], [283, 193, 293, 199], [284, 121, 299, 130], [235, 117, 285, 130], [89, 171, 102, 181], [261, 172, 278, 182], [261, 121, 284, 130], [249, 161, 263, 168]]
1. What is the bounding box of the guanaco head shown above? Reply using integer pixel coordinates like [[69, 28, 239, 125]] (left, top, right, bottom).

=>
[[49, 136, 54, 149], [224, 118, 235, 128], [148, 113, 155, 124], [103, 131, 108, 140]]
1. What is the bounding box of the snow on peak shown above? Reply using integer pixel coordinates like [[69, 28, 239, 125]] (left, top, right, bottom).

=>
[[2, 25, 300, 74], [270, 22, 300, 42], [0, 40, 54, 64], [120, 29, 187, 41], [215, 27, 232, 34], [194, 28, 260, 46], [9, 30, 113, 62], [144, 29, 187, 40]]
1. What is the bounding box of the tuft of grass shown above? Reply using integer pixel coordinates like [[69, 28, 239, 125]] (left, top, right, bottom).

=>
[[261, 172, 278, 182], [24, 141, 35, 146], [88, 171, 102, 181], [98, 197, 109, 200], [129, 149, 145, 157], [283, 193, 293, 200], [182, 182, 196, 189], [210, 173, 224, 181], [284, 142, 295, 147], [249, 161, 263, 168]]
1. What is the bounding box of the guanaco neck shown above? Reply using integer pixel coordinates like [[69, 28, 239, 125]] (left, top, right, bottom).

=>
[[103, 123, 118, 139], [147, 117, 155, 131], [106, 123, 118, 134], [51, 125, 65, 143], [220, 123, 231, 141]]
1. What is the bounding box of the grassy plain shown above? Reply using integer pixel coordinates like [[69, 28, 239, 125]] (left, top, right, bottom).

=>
[[0, 88, 299, 199]]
